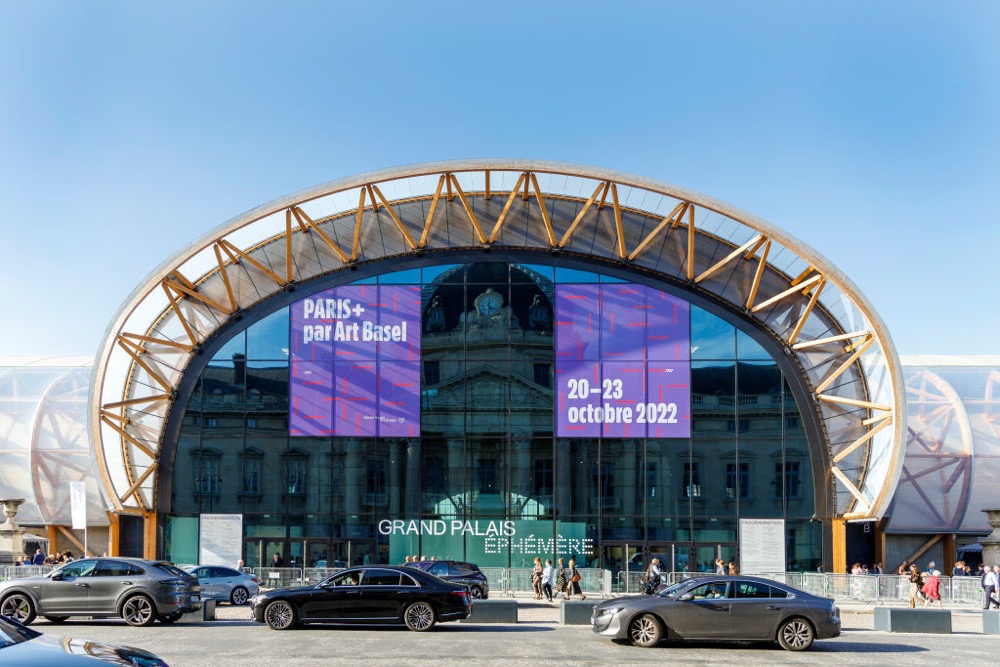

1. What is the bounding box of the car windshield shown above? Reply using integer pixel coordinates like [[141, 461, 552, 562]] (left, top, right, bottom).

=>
[[655, 581, 688, 598], [0, 617, 41, 647]]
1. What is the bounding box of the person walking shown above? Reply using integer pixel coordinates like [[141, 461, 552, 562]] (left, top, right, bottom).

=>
[[908, 564, 924, 608], [985, 565, 1000, 609], [555, 557, 567, 598], [531, 557, 543, 599], [565, 558, 585, 600], [922, 569, 943, 609], [541, 559, 554, 602]]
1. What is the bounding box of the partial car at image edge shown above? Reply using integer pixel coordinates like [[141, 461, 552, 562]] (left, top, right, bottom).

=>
[[182, 565, 260, 605], [0, 613, 168, 666], [591, 575, 840, 651]]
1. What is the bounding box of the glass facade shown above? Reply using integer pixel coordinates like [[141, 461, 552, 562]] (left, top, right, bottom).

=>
[[165, 262, 820, 574]]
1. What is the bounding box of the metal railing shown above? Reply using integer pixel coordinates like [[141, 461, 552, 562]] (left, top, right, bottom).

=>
[[1, 563, 985, 606]]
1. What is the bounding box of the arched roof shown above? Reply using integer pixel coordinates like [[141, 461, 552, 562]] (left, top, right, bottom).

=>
[[89, 159, 906, 521]]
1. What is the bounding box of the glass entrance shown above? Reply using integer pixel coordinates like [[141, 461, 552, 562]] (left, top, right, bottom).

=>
[[601, 542, 643, 593]]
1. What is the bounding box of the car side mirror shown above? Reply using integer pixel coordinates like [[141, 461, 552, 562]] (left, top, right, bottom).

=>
[[679, 593, 693, 601], [50, 572, 63, 581]]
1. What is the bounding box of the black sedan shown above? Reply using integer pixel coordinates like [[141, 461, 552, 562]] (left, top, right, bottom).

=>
[[250, 565, 472, 631], [0, 614, 166, 666], [592, 575, 840, 651]]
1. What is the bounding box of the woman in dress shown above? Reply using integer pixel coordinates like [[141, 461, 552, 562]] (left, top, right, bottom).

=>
[[555, 557, 567, 597], [531, 556, 543, 599], [565, 558, 586, 600], [908, 563, 924, 608], [922, 569, 943, 609]]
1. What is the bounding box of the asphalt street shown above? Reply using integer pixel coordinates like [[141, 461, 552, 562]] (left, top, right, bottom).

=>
[[32, 601, 999, 667]]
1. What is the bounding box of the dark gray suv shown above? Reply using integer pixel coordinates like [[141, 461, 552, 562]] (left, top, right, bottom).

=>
[[0, 557, 201, 626]]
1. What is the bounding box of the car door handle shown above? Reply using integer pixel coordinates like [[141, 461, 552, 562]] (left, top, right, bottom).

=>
[[122, 581, 134, 586], [75, 583, 89, 587], [766, 605, 781, 610]]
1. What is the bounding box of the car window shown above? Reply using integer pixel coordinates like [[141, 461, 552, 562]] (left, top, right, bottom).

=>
[[154, 562, 190, 578], [400, 572, 419, 587], [0, 617, 40, 646], [449, 562, 475, 575], [329, 571, 361, 586], [363, 569, 403, 586], [191, 567, 210, 578], [733, 581, 771, 598], [428, 562, 449, 577], [56, 560, 97, 578], [687, 581, 729, 599], [212, 567, 236, 578], [94, 561, 144, 577]]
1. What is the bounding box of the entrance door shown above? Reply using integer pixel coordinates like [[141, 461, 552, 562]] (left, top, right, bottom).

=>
[[601, 542, 643, 593]]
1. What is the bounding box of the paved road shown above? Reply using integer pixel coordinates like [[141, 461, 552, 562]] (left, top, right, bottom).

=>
[[32, 602, 999, 667]]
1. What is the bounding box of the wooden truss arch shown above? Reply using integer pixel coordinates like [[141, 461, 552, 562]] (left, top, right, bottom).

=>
[[89, 160, 906, 521]]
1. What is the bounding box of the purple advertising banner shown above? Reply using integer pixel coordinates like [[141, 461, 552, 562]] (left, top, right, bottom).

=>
[[289, 285, 420, 437], [555, 284, 691, 438]]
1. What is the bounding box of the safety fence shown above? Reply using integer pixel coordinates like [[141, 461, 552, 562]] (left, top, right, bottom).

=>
[[0, 564, 987, 606]]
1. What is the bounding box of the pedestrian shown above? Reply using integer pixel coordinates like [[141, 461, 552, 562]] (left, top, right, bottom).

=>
[[908, 564, 924, 608], [922, 569, 943, 609], [62, 551, 74, 563], [987, 566, 1000, 610], [404, 555, 412, 564], [31, 548, 44, 566], [714, 558, 725, 575], [646, 557, 662, 585], [541, 559, 554, 602], [555, 557, 567, 597], [531, 557, 543, 599], [270, 552, 283, 568], [565, 558, 585, 600], [728, 561, 738, 575], [236, 558, 244, 571]]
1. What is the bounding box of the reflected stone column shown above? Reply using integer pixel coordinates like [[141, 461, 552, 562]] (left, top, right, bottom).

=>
[[512, 436, 531, 508], [389, 441, 402, 514], [554, 442, 573, 518], [0, 499, 26, 562], [447, 438, 464, 511], [344, 440, 364, 515], [982, 509, 1000, 566], [405, 440, 422, 515]]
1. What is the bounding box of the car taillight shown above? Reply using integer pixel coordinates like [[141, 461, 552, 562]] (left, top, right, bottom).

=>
[[450, 591, 469, 604], [251, 577, 259, 583]]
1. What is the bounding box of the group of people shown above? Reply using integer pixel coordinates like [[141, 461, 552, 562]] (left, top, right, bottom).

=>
[[15, 548, 75, 566], [849, 562, 884, 575], [530, 556, 585, 602], [897, 560, 1000, 609]]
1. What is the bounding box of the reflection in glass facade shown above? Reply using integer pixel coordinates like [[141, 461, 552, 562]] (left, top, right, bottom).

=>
[[165, 262, 819, 573]]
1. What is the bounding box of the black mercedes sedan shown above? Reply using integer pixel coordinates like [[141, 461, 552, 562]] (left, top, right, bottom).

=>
[[250, 565, 472, 631], [592, 575, 840, 651]]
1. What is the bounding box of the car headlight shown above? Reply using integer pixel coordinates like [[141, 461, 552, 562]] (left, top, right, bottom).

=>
[[594, 607, 622, 617]]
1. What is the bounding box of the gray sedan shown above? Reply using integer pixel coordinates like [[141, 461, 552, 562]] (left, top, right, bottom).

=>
[[184, 566, 260, 605], [592, 575, 840, 651]]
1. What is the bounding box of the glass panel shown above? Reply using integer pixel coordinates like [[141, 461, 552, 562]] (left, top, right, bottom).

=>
[[247, 307, 290, 360], [691, 307, 735, 360], [736, 329, 770, 360]]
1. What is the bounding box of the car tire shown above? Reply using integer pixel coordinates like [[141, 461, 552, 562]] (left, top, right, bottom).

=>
[[628, 613, 663, 648], [44, 615, 68, 624], [1, 593, 36, 625], [403, 601, 436, 632], [122, 595, 158, 627], [264, 600, 297, 630], [469, 586, 485, 600], [776, 617, 815, 651], [230, 586, 250, 605], [159, 611, 183, 624]]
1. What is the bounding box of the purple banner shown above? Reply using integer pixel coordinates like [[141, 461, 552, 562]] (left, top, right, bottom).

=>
[[555, 284, 691, 438], [289, 285, 421, 437]]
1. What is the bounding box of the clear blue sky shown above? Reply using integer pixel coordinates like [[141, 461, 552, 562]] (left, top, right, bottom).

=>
[[1, 0, 997, 357]]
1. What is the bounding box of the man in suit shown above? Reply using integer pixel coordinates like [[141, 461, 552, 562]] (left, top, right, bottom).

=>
[[31, 548, 44, 566]]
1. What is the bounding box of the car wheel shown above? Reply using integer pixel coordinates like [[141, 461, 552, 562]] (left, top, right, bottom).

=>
[[1, 594, 36, 625], [44, 616, 68, 624], [628, 613, 663, 648], [403, 601, 436, 632], [469, 586, 485, 600], [264, 600, 297, 630], [777, 617, 815, 651], [159, 611, 183, 624], [122, 595, 158, 627], [230, 586, 250, 605]]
